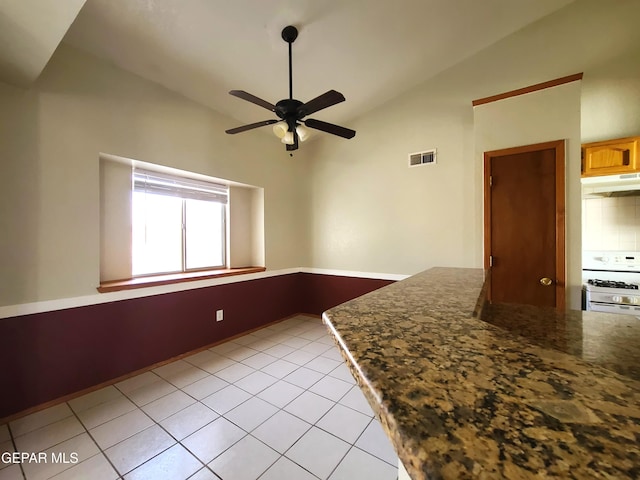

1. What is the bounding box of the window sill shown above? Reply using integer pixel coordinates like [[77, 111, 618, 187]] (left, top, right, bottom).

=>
[[97, 267, 267, 293]]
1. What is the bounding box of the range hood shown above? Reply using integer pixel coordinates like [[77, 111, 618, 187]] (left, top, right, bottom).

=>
[[581, 172, 640, 197]]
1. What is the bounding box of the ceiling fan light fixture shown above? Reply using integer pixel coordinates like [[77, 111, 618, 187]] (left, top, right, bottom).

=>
[[296, 125, 310, 142], [282, 131, 295, 145], [272, 121, 288, 139]]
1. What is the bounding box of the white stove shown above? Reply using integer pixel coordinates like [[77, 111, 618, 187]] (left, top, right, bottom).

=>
[[583, 251, 640, 316]]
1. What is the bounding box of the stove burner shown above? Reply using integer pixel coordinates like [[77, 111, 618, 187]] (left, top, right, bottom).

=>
[[587, 279, 639, 290]]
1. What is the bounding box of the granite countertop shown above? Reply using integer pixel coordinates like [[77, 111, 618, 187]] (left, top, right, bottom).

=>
[[322, 267, 640, 480]]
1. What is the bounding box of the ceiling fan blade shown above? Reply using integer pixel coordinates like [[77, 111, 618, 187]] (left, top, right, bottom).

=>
[[225, 119, 278, 134], [304, 118, 356, 139], [229, 90, 276, 111], [297, 90, 345, 117]]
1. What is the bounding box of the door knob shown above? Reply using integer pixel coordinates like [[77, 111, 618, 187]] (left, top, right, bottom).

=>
[[539, 277, 553, 286]]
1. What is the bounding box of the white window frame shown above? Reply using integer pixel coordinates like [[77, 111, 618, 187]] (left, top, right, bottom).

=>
[[132, 168, 228, 276]]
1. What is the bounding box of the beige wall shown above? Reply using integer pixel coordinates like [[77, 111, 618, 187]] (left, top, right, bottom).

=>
[[305, 81, 476, 275], [228, 185, 265, 268], [473, 82, 583, 309], [304, 0, 640, 309], [582, 47, 640, 142], [0, 45, 310, 306], [99, 156, 132, 282], [305, 80, 582, 309], [2, 0, 640, 310]]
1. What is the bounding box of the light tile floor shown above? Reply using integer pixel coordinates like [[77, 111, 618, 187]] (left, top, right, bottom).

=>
[[1, 315, 398, 480]]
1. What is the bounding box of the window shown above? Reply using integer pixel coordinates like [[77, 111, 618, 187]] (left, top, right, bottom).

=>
[[99, 154, 265, 292], [132, 169, 227, 276]]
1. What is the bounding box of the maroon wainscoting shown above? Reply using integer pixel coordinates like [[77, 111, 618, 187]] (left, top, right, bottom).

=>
[[0, 272, 393, 418], [298, 273, 394, 315]]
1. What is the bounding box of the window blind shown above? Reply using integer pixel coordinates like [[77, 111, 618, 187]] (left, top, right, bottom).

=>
[[133, 169, 228, 204]]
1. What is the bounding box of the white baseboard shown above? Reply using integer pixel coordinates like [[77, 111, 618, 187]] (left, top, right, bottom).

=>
[[301, 268, 409, 282]]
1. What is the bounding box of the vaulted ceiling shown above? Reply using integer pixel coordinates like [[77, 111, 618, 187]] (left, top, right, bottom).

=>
[[2, 0, 578, 127], [0, 0, 86, 85]]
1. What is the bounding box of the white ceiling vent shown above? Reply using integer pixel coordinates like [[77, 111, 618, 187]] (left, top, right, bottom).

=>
[[408, 149, 437, 167]]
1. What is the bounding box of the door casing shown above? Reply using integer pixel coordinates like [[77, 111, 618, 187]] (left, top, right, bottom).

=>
[[483, 139, 566, 309]]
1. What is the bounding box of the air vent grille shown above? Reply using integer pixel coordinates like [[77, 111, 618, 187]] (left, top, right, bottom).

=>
[[409, 149, 436, 167]]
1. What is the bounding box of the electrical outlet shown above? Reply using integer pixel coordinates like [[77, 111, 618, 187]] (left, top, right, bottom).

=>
[[216, 309, 224, 322]]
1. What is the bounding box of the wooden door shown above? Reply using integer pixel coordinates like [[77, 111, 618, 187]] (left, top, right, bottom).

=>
[[484, 140, 565, 309]]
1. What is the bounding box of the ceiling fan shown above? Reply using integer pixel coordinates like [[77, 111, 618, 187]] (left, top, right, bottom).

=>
[[225, 25, 356, 152]]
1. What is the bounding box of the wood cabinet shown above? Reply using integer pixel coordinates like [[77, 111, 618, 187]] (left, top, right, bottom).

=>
[[581, 136, 639, 177]]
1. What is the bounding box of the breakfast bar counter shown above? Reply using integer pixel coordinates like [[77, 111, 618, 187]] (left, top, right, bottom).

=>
[[322, 267, 640, 480]]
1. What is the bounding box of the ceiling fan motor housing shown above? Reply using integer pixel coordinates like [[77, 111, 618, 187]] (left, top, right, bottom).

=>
[[275, 99, 303, 119], [275, 99, 304, 132]]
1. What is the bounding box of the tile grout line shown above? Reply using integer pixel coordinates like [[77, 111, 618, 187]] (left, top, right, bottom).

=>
[[200, 325, 392, 477], [5, 422, 27, 480], [67, 402, 124, 479], [152, 319, 333, 478], [4, 316, 397, 479], [195, 319, 400, 470], [179, 320, 350, 478], [109, 376, 213, 478]]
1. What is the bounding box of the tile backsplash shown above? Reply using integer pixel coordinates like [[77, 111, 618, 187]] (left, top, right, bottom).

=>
[[582, 196, 640, 250]]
